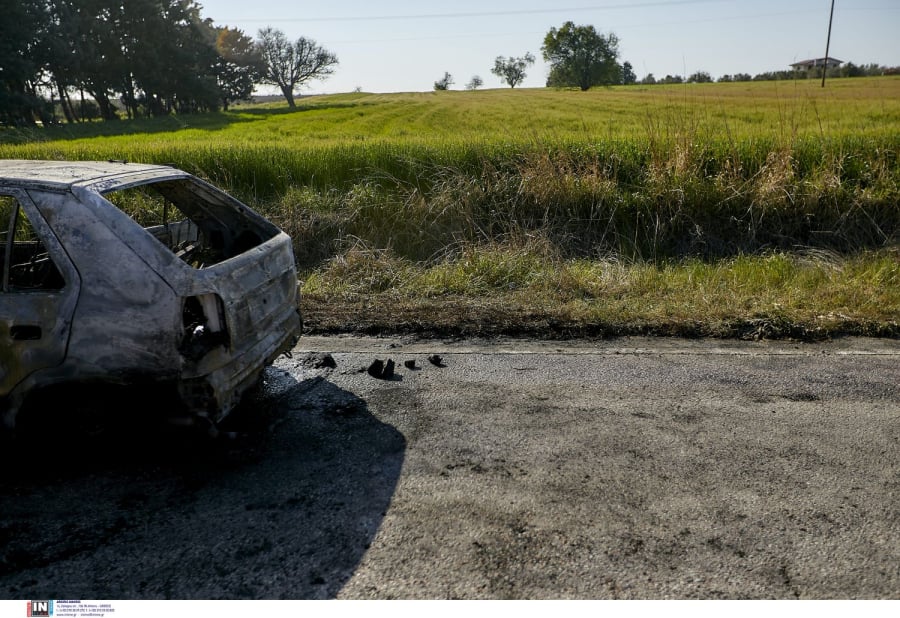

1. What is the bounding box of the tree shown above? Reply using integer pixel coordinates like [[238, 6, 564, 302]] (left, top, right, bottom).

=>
[[641, 73, 656, 85], [0, 0, 44, 125], [256, 27, 338, 108], [491, 53, 535, 88], [621, 61, 637, 85], [55, 0, 129, 120], [541, 22, 620, 91], [466, 75, 484, 90], [126, 1, 223, 116], [41, 0, 87, 123], [839, 62, 865, 78], [215, 27, 262, 110], [3, 0, 268, 124], [40, 0, 224, 120], [433, 72, 453, 91], [687, 71, 713, 83]]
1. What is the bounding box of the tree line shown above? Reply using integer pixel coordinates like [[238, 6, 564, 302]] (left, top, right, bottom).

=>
[[447, 21, 896, 93], [0, 0, 337, 126], [3, 5, 896, 126], [637, 62, 896, 86]]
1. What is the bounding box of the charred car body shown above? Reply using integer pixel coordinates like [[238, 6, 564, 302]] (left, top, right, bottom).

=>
[[0, 160, 301, 429]]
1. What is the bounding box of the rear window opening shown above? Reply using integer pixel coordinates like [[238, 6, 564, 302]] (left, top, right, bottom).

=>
[[102, 179, 278, 268]]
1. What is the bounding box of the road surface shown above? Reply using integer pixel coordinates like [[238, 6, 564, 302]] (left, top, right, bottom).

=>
[[1, 336, 897, 599]]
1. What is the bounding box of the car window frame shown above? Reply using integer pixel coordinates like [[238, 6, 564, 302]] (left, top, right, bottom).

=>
[[0, 189, 69, 294], [1, 195, 16, 291]]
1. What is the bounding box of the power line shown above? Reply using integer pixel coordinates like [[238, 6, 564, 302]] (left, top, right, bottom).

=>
[[320, 8, 891, 47], [325, 9, 823, 46], [220, 0, 732, 23]]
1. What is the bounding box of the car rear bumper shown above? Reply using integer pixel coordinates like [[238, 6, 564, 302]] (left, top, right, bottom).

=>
[[178, 306, 302, 421]]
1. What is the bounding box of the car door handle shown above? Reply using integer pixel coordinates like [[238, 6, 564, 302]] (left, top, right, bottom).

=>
[[10, 325, 42, 340]]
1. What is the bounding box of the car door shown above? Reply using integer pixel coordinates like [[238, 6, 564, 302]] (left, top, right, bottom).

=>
[[0, 189, 80, 399]]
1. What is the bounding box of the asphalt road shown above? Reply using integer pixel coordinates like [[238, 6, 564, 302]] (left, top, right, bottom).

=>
[[1, 336, 897, 599]]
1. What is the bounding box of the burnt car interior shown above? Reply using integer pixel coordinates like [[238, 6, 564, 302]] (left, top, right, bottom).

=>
[[102, 179, 276, 269], [0, 195, 65, 292], [100, 179, 283, 362]]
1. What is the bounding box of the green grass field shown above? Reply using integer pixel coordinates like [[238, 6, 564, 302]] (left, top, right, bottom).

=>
[[2, 77, 898, 338]]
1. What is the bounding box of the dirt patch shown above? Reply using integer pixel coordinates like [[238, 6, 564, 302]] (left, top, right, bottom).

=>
[[300, 296, 900, 342]]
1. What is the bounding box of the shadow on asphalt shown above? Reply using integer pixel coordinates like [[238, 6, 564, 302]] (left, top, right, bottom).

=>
[[0, 369, 405, 599]]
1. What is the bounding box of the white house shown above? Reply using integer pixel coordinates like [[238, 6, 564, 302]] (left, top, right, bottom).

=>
[[790, 57, 843, 70]]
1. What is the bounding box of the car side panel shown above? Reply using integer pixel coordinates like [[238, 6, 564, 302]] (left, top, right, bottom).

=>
[[28, 190, 182, 380]]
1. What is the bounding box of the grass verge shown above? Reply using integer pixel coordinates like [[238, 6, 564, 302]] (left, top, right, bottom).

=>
[[300, 245, 899, 340]]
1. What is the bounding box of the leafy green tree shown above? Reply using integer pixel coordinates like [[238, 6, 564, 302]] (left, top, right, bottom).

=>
[[39, 0, 220, 120], [839, 62, 865, 78], [491, 53, 535, 88], [433, 72, 454, 91], [863, 64, 894, 76], [0, 0, 46, 125], [124, 0, 213, 116], [641, 73, 656, 85], [58, 0, 142, 119], [687, 71, 713, 83], [42, 0, 82, 122], [256, 27, 338, 108], [61, 0, 127, 120], [621, 61, 637, 85], [753, 70, 794, 81], [4, 0, 261, 123], [541, 22, 620, 91], [215, 27, 262, 110], [466, 75, 484, 90]]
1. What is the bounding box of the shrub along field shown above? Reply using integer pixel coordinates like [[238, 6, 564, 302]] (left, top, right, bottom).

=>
[[2, 77, 898, 338]]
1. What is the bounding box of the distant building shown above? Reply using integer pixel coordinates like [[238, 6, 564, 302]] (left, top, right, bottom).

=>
[[790, 57, 842, 71]]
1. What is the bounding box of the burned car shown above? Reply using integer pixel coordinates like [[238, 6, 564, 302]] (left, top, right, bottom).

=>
[[0, 160, 301, 430]]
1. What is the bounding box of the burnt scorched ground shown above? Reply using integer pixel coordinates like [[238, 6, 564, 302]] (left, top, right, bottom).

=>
[[0, 363, 404, 599]]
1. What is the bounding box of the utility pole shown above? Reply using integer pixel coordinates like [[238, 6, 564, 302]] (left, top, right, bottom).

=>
[[822, 0, 835, 87]]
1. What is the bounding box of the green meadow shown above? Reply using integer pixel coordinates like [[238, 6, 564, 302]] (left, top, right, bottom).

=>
[[2, 77, 898, 338]]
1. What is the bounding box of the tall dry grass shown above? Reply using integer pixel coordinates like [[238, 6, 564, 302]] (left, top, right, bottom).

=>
[[257, 136, 898, 269]]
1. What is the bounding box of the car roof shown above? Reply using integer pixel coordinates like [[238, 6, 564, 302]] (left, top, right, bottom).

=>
[[0, 159, 187, 191]]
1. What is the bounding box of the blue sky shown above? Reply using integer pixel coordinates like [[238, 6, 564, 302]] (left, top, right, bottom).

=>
[[197, 0, 900, 93]]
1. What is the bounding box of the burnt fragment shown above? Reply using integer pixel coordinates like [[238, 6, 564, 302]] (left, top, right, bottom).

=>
[[367, 359, 397, 380], [367, 359, 385, 378], [428, 354, 446, 367], [382, 359, 395, 379]]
